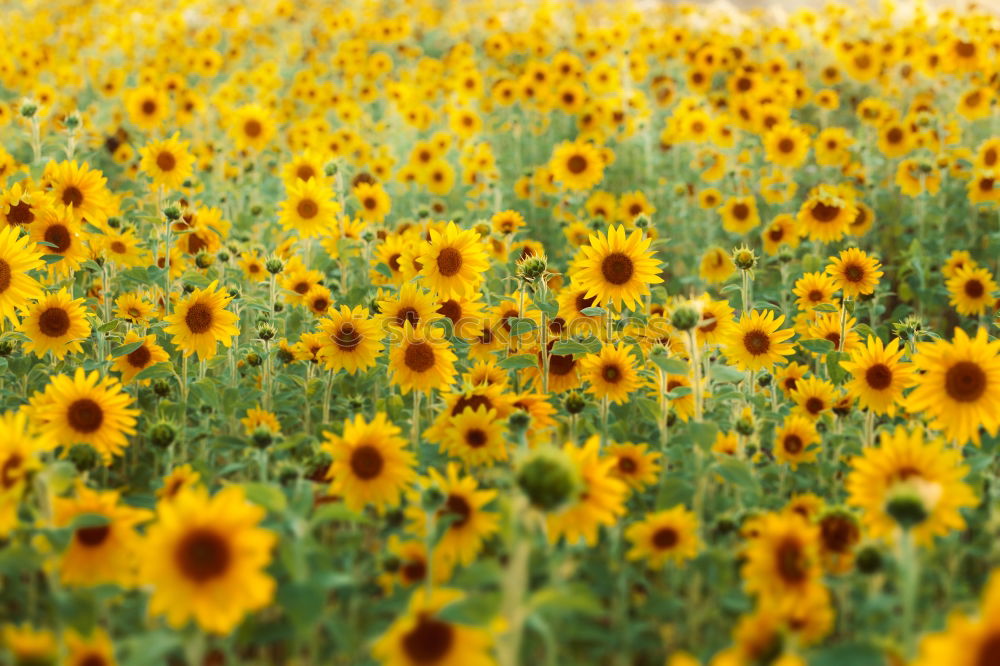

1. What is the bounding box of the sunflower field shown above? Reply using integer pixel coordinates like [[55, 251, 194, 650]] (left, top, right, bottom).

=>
[[2, 0, 1000, 664]]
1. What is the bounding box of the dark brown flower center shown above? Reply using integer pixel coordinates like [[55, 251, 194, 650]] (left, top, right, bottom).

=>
[[402, 614, 455, 663], [5, 200, 34, 226], [805, 397, 825, 415], [601, 363, 622, 383], [743, 330, 770, 355], [465, 428, 488, 448], [600, 252, 634, 285], [141, 99, 157, 115], [44, 224, 71, 252], [185, 302, 213, 334], [62, 186, 84, 207], [732, 203, 749, 220], [778, 138, 795, 153], [296, 165, 316, 181], [567, 154, 588, 174], [865, 363, 892, 390], [401, 559, 427, 583], [0, 453, 23, 489], [965, 279, 985, 299], [886, 127, 903, 144], [296, 199, 319, 219], [436, 247, 463, 277], [335, 323, 361, 350], [843, 263, 865, 282], [0, 259, 10, 293], [783, 434, 804, 454], [548, 353, 575, 376], [349, 444, 384, 480], [810, 202, 840, 222], [76, 524, 111, 547], [403, 341, 436, 372], [176, 528, 231, 582], [68, 398, 103, 433], [437, 300, 461, 323], [156, 151, 176, 171], [127, 344, 152, 368], [395, 306, 420, 328], [820, 515, 859, 554], [776, 538, 808, 584], [945, 361, 987, 403], [452, 394, 492, 416], [975, 633, 1000, 666], [244, 119, 263, 138], [442, 494, 471, 528], [38, 307, 71, 337], [652, 526, 678, 549], [617, 456, 637, 474]]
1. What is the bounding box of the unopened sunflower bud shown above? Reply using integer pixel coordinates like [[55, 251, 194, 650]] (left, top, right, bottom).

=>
[[324, 162, 338, 177], [251, 426, 274, 449], [777, 249, 795, 264], [633, 214, 650, 229], [421, 486, 446, 511], [217, 251, 230, 263], [67, 444, 99, 472], [162, 205, 182, 221], [195, 252, 213, 269], [855, 545, 883, 575], [757, 373, 772, 388], [382, 555, 401, 573], [152, 379, 172, 398], [149, 422, 177, 449], [265, 257, 284, 275], [516, 447, 581, 512], [257, 322, 277, 341], [670, 305, 700, 332], [250, 204, 263, 216], [245, 352, 263, 367], [732, 246, 757, 271], [19, 100, 38, 118], [564, 391, 587, 415], [886, 485, 929, 529], [735, 416, 755, 436], [416, 206, 430, 219], [0, 340, 14, 357], [106, 217, 121, 229], [517, 255, 547, 283], [508, 411, 531, 434]]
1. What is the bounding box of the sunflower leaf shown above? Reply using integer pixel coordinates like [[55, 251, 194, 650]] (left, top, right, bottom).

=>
[[111, 340, 145, 357], [799, 338, 836, 354], [132, 362, 174, 382], [499, 353, 538, 370], [651, 356, 689, 374]]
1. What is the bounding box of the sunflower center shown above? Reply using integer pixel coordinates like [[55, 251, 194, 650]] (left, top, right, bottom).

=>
[[62, 186, 84, 207], [975, 633, 1000, 666], [886, 127, 903, 144], [956, 41, 976, 58], [293, 280, 310, 294], [732, 203, 749, 220], [68, 398, 104, 433], [244, 119, 263, 138], [79, 653, 108, 666], [296, 199, 319, 219], [437, 300, 461, 323], [865, 363, 893, 390], [776, 538, 808, 584], [825, 333, 841, 349], [0, 259, 10, 293], [567, 155, 588, 174], [652, 526, 678, 549], [820, 515, 858, 554], [110, 241, 127, 254], [176, 528, 231, 582], [6, 200, 34, 226], [185, 302, 214, 334], [777, 138, 795, 153], [401, 614, 455, 663], [349, 444, 384, 480], [401, 560, 427, 583], [156, 151, 176, 171], [404, 341, 436, 372], [805, 397, 824, 415], [768, 227, 784, 241], [1, 453, 23, 489], [986, 148, 998, 167], [743, 330, 770, 355], [141, 100, 157, 115], [807, 289, 824, 302], [576, 291, 597, 312], [601, 363, 622, 383], [945, 361, 987, 403], [296, 165, 316, 181], [363, 197, 377, 210], [387, 253, 402, 272], [783, 434, 804, 454], [312, 296, 329, 312], [843, 263, 864, 282], [336, 323, 362, 350], [436, 247, 463, 277], [548, 353, 575, 376], [965, 279, 985, 299], [442, 493, 472, 528], [396, 306, 420, 328], [600, 252, 635, 285], [76, 524, 111, 547], [38, 307, 71, 337], [452, 395, 492, 416], [810, 202, 840, 222], [465, 428, 488, 448], [124, 343, 152, 368], [44, 224, 71, 252]]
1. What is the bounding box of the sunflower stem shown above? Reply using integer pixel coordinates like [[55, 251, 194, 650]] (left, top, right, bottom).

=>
[[498, 497, 532, 666], [863, 409, 876, 448], [599, 396, 609, 449], [899, 527, 920, 656], [411, 390, 422, 448]]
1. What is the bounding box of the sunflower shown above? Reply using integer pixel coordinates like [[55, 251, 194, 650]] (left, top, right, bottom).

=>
[[354, 181, 391, 223], [573, 225, 662, 311], [773, 415, 820, 468], [125, 84, 169, 130], [42, 160, 111, 223], [281, 149, 329, 188], [32, 368, 137, 462], [0, 224, 44, 323], [238, 250, 268, 283], [946, 265, 998, 316], [797, 185, 856, 243], [806, 310, 860, 354], [52, 484, 151, 587], [2, 181, 53, 230], [279, 177, 337, 238], [0, 411, 46, 537], [718, 196, 761, 234], [113, 292, 154, 327], [913, 569, 1000, 666], [699, 246, 736, 284], [826, 248, 883, 298], [281, 266, 324, 304], [378, 283, 440, 331], [110, 331, 169, 384], [846, 426, 976, 545], [406, 463, 499, 570], [158, 464, 201, 501], [546, 436, 627, 546], [372, 588, 495, 666], [439, 406, 508, 467], [64, 628, 116, 666], [761, 214, 800, 255], [876, 121, 911, 158], [417, 222, 490, 299], [317, 305, 383, 374], [942, 250, 978, 280], [229, 104, 274, 152], [164, 280, 239, 360], [791, 272, 837, 312], [17, 288, 91, 359], [141, 485, 276, 634], [742, 511, 824, 603], [1, 625, 57, 665], [625, 506, 700, 568], [549, 139, 605, 190], [240, 407, 281, 436], [101, 228, 148, 267], [723, 310, 796, 372], [606, 442, 661, 492], [323, 412, 416, 512], [581, 343, 640, 404], [840, 336, 914, 415], [435, 293, 486, 340], [907, 327, 1000, 445], [28, 204, 86, 277], [139, 134, 195, 191], [389, 321, 458, 395], [764, 123, 810, 168]]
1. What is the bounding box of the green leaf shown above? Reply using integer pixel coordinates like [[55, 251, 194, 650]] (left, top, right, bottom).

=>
[[656, 478, 694, 509], [665, 386, 693, 399], [242, 483, 287, 513], [499, 354, 538, 370], [810, 302, 840, 313], [311, 502, 372, 525], [799, 338, 836, 354], [529, 584, 603, 617], [132, 362, 174, 382], [689, 422, 718, 450], [826, 351, 849, 384], [69, 513, 110, 529], [713, 458, 760, 495], [111, 340, 145, 357], [808, 642, 884, 666], [651, 356, 689, 374], [41, 253, 65, 264], [438, 591, 502, 624], [711, 364, 745, 383], [373, 262, 393, 279], [508, 317, 538, 336], [580, 306, 605, 316]]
